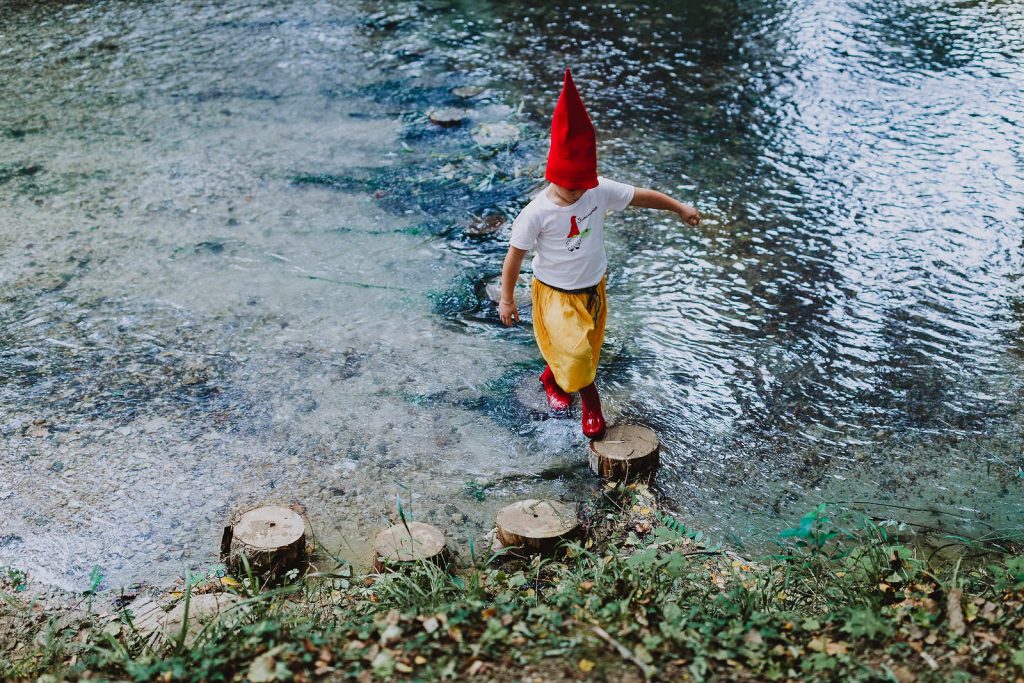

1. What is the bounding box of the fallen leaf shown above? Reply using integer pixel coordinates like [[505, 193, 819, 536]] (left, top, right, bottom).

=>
[[893, 665, 916, 683]]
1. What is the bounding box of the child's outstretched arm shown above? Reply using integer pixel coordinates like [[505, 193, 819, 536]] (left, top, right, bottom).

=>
[[629, 187, 701, 226], [499, 246, 528, 326]]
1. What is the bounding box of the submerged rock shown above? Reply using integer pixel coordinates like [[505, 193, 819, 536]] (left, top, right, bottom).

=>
[[452, 85, 486, 99], [472, 122, 520, 147], [464, 213, 505, 238], [427, 107, 472, 127]]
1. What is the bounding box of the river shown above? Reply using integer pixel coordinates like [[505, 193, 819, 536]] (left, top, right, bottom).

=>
[[1, 0, 1022, 590]]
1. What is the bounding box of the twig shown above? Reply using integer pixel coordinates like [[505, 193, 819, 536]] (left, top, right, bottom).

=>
[[591, 625, 656, 680]]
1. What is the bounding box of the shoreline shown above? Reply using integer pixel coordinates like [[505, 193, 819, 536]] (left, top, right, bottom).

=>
[[4, 484, 1022, 681]]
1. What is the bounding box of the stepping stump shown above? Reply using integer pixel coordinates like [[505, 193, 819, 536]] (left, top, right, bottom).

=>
[[589, 424, 660, 481], [496, 499, 579, 553], [223, 505, 307, 580], [373, 521, 448, 571]]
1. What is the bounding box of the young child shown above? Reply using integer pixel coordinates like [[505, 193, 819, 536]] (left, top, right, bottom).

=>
[[499, 68, 701, 440]]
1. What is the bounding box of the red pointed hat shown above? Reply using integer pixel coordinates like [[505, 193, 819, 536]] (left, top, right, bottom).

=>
[[545, 68, 598, 190]]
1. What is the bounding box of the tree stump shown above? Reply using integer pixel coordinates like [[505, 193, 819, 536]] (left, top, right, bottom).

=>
[[373, 521, 448, 571], [224, 506, 307, 580], [589, 424, 660, 481], [496, 500, 578, 553], [465, 213, 505, 238]]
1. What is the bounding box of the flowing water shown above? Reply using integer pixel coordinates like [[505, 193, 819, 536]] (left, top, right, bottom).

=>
[[1, 0, 1022, 591]]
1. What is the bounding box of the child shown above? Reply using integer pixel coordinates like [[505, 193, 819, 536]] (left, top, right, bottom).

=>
[[499, 68, 700, 440]]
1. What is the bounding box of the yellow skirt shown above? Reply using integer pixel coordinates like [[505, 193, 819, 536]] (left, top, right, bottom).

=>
[[531, 276, 607, 393]]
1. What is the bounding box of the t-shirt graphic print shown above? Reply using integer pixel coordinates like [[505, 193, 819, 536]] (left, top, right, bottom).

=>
[[509, 176, 635, 290]]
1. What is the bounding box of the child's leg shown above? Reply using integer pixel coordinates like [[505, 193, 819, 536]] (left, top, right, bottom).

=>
[[532, 278, 607, 393]]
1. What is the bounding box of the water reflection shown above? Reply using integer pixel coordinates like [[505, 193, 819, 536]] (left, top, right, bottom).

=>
[[375, 0, 1024, 537]]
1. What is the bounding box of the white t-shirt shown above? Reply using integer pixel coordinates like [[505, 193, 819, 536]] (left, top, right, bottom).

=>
[[509, 176, 635, 290]]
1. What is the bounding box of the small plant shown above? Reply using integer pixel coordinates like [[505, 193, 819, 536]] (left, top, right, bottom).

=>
[[83, 565, 105, 612], [463, 480, 493, 501], [5, 567, 28, 592]]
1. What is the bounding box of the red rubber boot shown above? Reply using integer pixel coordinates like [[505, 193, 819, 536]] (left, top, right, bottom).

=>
[[539, 365, 571, 411], [579, 382, 606, 439]]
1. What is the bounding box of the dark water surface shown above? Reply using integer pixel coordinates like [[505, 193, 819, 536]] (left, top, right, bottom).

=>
[[1, 0, 1022, 589]]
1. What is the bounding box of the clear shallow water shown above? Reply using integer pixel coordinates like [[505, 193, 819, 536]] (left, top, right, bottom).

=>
[[1, 0, 1022, 590]]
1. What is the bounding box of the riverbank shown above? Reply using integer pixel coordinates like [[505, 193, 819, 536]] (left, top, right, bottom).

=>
[[3, 484, 1022, 682]]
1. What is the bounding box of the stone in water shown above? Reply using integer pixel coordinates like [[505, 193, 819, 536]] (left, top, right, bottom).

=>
[[472, 122, 520, 147], [428, 107, 472, 127], [465, 213, 505, 237], [452, 85, 486, 99]]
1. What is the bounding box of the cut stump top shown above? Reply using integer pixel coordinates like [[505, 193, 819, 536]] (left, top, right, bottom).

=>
[[590, 424, 659, 461], [374, 521, 446, 563], [233, 506, 305, 550], [496, 499, 578, 539]]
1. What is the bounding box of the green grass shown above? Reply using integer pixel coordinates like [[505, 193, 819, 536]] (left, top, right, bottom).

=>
[[3, 485, 1023, 682]]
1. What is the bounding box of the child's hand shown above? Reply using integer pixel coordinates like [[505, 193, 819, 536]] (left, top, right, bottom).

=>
[[678, 204, 701, 226], [499, 301, 519, 326]]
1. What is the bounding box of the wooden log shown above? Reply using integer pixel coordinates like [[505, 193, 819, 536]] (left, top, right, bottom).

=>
[[120, 595, 166, 650], [373, 521, 448, 571], [157, 593, 245, 649], [224, 505, 307, 580], [496, 499, 578, 553], [589, 424, 660, 481]]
